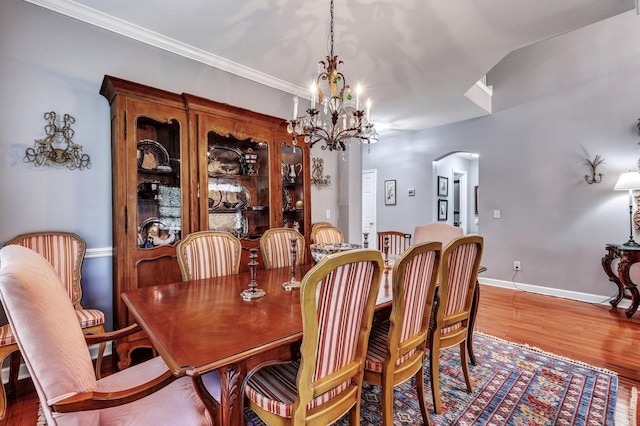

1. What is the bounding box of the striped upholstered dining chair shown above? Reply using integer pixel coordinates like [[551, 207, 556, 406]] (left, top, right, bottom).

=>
[[363, 241, 442, 425], [377, 231, 411, 256], [0, 231, 106, 420], [176, 231, 242, 280], [245, 249, 384, 425], [429, 235, 483, 413], [311, 225, 344, 244], [260, 228, 305, 269]]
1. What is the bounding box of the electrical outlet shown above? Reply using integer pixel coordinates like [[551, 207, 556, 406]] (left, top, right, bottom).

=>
[[513, 261, 521, 271]]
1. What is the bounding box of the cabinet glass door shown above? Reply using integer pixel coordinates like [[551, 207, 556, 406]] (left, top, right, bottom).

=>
[[136, 116, 183, 249], [281, 142, 305, 235], [206, 132, 270, 238]]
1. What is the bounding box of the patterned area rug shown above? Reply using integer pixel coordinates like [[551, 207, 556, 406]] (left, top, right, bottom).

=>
[[245, 332, 619, 425]]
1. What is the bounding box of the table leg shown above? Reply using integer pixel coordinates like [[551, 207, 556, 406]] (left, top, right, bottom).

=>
[[467, 282, 479, 366], [618, 256, 640, 318], [219, 364, 245, 426], [602, 246, 624, 307]]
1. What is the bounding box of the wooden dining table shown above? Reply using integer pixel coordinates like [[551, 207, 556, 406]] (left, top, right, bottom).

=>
[[122, 263, 394, 426]]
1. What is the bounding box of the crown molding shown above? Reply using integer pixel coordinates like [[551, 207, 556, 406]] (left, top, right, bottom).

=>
[[23, 0, 307, 95]]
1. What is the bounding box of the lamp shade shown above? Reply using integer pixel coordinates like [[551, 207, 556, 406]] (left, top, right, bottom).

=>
[[614, 171, 640, 191]]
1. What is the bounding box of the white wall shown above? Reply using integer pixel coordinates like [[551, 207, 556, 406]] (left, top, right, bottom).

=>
[[0, 0, 338, 329], [364, 10, 640, 297]]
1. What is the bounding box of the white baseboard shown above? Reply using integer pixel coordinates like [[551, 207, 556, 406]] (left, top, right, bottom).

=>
[[479, 277, 632, 310], [1, 341, 113, 384]]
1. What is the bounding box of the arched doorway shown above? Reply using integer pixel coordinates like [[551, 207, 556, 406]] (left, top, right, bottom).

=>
[[433, 152, 479, 234]]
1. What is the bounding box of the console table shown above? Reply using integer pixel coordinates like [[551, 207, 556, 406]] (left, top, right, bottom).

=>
[[602, 243, 640, 318]]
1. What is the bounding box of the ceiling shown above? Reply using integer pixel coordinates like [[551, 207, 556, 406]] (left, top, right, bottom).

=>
[[27, 0, 633, 136]]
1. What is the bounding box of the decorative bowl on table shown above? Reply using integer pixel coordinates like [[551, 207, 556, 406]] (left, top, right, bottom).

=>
[[310, 243, 362, 263]]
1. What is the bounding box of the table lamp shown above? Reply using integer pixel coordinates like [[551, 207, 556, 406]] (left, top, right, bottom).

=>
[[614, 171, 640, 246]]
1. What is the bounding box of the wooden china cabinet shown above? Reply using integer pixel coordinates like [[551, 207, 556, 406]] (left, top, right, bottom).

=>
[[100, 76, 311, 368]]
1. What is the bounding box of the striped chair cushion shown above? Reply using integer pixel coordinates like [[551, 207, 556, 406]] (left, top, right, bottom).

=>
[[313, 261, 374, 381], [11, 234, 83, 303], [179, 235, 239, 279], [313, 227, 344, 244], [364, 322, 416, 373], [245, 360, 350, 418], [262, 231, 304, 269], [442, 242, 478, 335], [76, 309, 105, 328], [0, 324, 16, 346], [0, 309, 104, 348]]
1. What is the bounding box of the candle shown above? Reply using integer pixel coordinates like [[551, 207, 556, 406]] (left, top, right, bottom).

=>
[[356, 83, 362, 110], [310, 82, 317, 109], [293, 95, 298, 119], [366, 99, 372, 122]]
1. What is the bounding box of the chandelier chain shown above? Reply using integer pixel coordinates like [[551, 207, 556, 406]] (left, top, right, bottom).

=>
[[330, 0, 334, 58]]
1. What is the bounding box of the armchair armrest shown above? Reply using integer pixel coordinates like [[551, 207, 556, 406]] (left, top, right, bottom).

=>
[[52, 370, 176, 413], [84, 323, 143, 346]]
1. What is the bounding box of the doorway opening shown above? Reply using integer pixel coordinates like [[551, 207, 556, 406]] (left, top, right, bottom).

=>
[[433, 152, 479, 234]]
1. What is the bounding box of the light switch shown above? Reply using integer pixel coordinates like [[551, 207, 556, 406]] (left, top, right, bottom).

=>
[[493, 210, 501, 219], [326, 209, 331, 219]]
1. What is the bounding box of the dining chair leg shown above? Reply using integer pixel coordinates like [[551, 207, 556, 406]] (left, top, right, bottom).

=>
[[380, 374, 394, 425], [460, 341, 473, 392], [416, 366, 430, 425], [0, 346, 19, 421], [349, 403, 360, 424], [429, 341, 442, 414]]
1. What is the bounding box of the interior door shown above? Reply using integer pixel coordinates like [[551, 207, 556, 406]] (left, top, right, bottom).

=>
[[362, 169, 377, 249]]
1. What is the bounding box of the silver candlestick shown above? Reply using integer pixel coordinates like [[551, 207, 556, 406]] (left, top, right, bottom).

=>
[[363, 232, 369, 248], [283, 238, 301, 291], [241, 249, 266, 300], [383, 235, 390, 268]]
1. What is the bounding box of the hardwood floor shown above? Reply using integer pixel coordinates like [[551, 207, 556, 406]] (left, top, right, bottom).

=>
[[2, 284, 639, 425]]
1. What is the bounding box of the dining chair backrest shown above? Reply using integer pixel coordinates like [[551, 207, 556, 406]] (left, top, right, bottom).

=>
[[377, 231, 411, 256], [176, 231, 242, 280], [390, 241, 441, 357], [4, 231, 86, 307], [437, 235, 483, 335], [296, 248, 383, 422], [413, 223, 462, 247], [260, 228, 305, 269], [311, 226, 344, 244], [0, 245, 99, 425]]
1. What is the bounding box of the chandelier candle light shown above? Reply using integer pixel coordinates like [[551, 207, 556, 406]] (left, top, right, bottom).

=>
[[287, 0, 377, 152]]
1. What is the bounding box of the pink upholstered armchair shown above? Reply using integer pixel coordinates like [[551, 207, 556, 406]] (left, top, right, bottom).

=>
[[0, 231, 106, 420], [0, 245, 218, 425]]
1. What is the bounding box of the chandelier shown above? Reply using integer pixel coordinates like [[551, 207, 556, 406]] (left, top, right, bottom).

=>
[[287, 0, 377, 152]]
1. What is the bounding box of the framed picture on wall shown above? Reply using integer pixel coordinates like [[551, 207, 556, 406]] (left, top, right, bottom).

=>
[[438, 176, 448, 197], [384, 180, 396, 205], [438, 199, 448, 221]]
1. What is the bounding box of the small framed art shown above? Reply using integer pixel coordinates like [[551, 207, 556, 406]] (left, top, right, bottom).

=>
[[438, 199, 448, 221], [384, 180, 396, 205], [438, 176, 448, 197]]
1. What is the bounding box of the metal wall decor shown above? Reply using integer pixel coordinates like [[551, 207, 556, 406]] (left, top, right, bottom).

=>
[[24, 111, 91, 170], [584, 154, 604, 184], [311, 157, 331, 188]]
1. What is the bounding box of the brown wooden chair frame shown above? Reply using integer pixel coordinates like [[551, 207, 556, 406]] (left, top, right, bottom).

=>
[[364, 241, 442, 425], [176, 230, 242, 280]]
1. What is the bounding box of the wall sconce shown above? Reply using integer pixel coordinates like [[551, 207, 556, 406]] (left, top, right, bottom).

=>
[[24, 111, 91, 170], [584, 154, 604, 184], [311, 157, 331, 188]]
